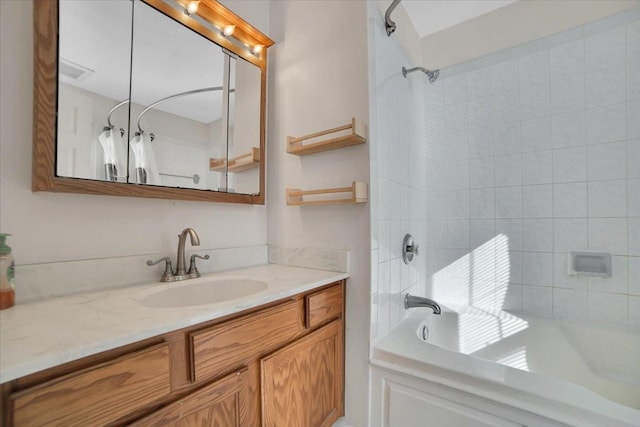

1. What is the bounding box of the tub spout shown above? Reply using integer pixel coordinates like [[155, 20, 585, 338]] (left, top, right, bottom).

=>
[[404, 294, 441, 314]]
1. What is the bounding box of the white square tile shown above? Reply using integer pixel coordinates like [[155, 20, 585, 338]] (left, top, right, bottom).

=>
[[550, 74, 585, 114], [589, 218, 627, 254], [390, 258, 401, 295], [467, 68, 492, 100], [523, 219, 553, 252], [468, 126, 493, 159], [521, 117, 552, 152], [629, 20, 640, 63], [588, 180, 627, 218], [629, 179, 640, 217], [586, 103, 626, 145], [553, 146, 587, 183], [467, 97, 491, 130], [554, 218, 588, 253], [522, 285, 553, 317], [501, 284, 523, 312], [587, 141, 627, 181], [492, 91, 520, 125], [496, 186, 523, 219], [522, 150, 553, 185], [585, 26, 627, 70], [493, 123, 521, 155], [450, 190, 470, 219], [519, 50, 550, 89], [553, 288, 587, 320], [629, 61, 640, 101], [629, 256, 640, 296], [553, 252, 587, 289], [445, 102, 468, 133], [378, 298, 391, 337], [469, 157, 494, 189], [629, 140, 640, 178], [628, 100, 640, 140], [496, 220, 523, 251], [495, 154, 522, 187], [630, 296, 640, 329], [492, 59, 519, 94], [470, 219, 496, 249], [506, 250, 523, 284], [446, 220, 470, 249], [523, 184, 553, 218], [585, 65, 626, 108], [554, 182, 587, 218], [629, 218, 640, 256], [520, 83, 551, 120], [589, 255, 628, 294], [444, 74, 467, 105], [550, 39, 584, 81], [523, 252, 553, 285], [552, 111, 586, 149], [470, 188, 495, 219], [588, 292, 628, 327]]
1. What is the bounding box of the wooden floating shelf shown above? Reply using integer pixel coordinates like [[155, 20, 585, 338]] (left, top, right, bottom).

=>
[[210, 147, 260, 172], [286, 181, 368, 206], [287, 118, 366, 156]]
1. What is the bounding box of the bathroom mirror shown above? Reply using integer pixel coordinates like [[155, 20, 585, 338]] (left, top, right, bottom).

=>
[[33, 0, 273, 204]]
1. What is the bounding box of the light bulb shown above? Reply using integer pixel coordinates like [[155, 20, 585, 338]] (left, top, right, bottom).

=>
[[252, 44, 263, 55], [223, 25, 236, 37], [185, 0, 199, 15]]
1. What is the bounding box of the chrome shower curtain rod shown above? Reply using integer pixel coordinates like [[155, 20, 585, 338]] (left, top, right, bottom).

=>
[[136, 86, 225, 134]]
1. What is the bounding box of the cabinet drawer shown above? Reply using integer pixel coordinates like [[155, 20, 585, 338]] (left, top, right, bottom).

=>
[[191, 300, 303, 383], [9, 343, 171, 427], [305, 283, 343, 329], [130, 368, 248, 427]]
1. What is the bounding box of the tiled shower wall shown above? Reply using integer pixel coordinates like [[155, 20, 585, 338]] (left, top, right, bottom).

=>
[[369, 8, 428, 344], [424, 10, 640, 328]]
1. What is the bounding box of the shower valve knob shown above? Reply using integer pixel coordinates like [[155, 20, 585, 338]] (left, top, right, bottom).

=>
[[406, 244, 419, 255]]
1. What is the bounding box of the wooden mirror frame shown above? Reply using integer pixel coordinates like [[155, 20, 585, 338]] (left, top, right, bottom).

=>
[[32, 0, 273, 204]]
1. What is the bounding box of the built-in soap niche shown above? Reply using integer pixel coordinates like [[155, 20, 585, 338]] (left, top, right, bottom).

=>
[[567, 251, 612, 278]]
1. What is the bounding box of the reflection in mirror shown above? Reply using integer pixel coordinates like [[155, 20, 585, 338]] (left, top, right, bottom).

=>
[[57, 0, 133, 182], [129, 1, 227, 191], [227, 56, 262, 195]]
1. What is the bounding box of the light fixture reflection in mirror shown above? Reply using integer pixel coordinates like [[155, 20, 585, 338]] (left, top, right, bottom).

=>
[[251, 44, 263, 56]]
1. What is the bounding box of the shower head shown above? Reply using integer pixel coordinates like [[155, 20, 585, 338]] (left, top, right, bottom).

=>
[[402, 66, 440, 83]]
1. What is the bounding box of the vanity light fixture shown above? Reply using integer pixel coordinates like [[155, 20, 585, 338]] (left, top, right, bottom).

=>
[[184, 0, 199, 16], [251, 44, 263, 56], [222, 24, 236, 37]]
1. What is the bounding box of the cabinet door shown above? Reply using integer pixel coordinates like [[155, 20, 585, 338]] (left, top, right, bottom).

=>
[[131, 368, 248, 427], [261, 320, 343, 427]]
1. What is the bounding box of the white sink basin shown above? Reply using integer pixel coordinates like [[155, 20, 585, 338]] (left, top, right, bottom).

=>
[[141, 279, 268, 308]]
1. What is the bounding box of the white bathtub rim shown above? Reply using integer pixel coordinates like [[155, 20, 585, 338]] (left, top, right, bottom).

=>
[[372, 314, 640, 427]]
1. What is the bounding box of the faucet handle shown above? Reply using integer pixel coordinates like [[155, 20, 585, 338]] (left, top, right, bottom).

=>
[[188, 254, 210, 278], [147, 257, 174, 282]]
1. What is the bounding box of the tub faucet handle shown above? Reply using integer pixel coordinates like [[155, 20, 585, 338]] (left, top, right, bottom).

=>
[[188, 254, 210, 278]]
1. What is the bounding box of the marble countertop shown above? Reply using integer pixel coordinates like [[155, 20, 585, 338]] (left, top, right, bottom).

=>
[[0, 264, 348, 383]]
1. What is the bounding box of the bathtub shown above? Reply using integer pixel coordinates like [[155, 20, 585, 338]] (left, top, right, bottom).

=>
[[370, 305, 640, 427]]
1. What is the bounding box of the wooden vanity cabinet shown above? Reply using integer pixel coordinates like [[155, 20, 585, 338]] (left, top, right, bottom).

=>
[[1, 281, 345, 427]]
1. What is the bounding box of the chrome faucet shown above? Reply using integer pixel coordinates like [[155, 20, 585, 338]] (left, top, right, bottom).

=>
[[147, 228, 209, 282], [404, 294, 441, 314]]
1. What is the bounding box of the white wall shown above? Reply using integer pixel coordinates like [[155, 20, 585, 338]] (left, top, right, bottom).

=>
[[421, 0, 640, 69], [266, 1, 370, 425], [423, 10, 640, 328], [368, 4, 429, 345], [0, 0, 267, 265]]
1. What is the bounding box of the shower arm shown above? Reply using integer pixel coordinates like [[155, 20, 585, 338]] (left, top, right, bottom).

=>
[[136, 86, 233, 135], [402, 66, 440, 83], [385, 0, 401, 37]]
